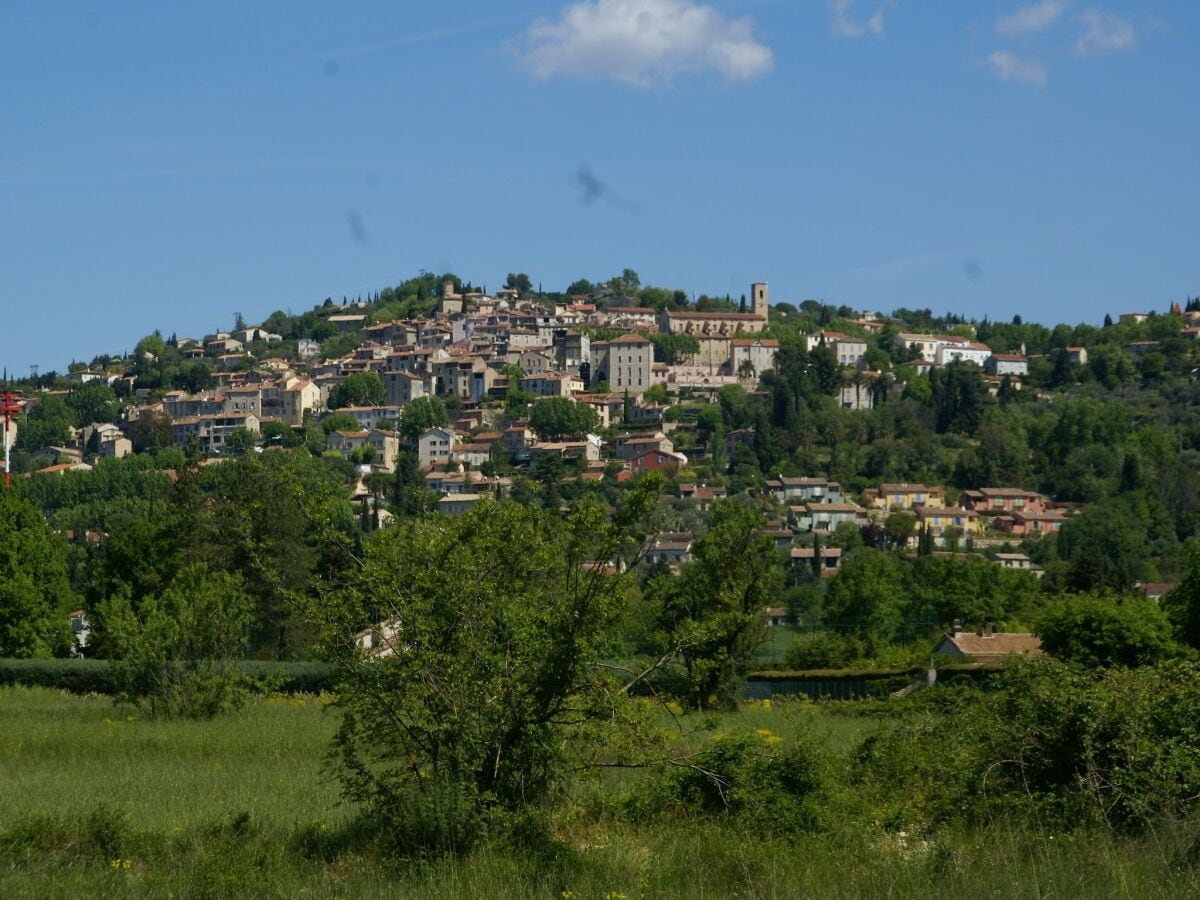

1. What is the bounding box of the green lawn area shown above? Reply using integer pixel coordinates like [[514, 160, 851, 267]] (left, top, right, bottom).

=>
[[749, 625, 803, 667], [1, 686, 1194, 899]]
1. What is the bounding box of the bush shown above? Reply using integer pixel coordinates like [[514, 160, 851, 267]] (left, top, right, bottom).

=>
[[1036, 591, 1180, 667], [784, 631, 863, 669], [98, 565, 258, 718], [312, 485, 662, 856], [632, 731, 826, 834], [0, 657, 117, 692], [856, 658, 1200, 832]]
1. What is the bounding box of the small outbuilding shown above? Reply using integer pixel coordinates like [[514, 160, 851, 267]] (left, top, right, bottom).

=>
[[934, 622, 1043, 664]]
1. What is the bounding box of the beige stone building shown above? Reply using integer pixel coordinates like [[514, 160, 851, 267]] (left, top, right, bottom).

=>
[[658, 282, 769, 336], [593, 333, 653, 396]]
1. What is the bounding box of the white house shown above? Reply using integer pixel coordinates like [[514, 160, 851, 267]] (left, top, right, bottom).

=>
[[806, 331, 867, 367], [935, 342, 992, 367], [985, 354, 1029, 377], [896, 333, 969, 363]]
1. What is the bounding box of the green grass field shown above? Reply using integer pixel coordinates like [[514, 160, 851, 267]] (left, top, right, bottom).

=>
[[1, 686, 1196, 899]]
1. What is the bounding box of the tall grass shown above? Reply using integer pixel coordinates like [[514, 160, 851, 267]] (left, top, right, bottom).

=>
[[0, 686, 342, 832], [1, 686, 1196, 899]]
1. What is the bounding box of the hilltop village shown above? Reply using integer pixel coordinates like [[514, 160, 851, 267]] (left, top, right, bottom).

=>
[[4, 269, 1200, 667]]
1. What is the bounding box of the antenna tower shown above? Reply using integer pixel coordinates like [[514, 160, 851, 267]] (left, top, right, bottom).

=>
[[0, 389, 20, 487]]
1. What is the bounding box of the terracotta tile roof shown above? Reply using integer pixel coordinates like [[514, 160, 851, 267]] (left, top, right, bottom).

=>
[[941, 632, 1043, 661]]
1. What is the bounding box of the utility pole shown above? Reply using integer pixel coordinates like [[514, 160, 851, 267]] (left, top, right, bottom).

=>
[[0, 389, 20, 487]]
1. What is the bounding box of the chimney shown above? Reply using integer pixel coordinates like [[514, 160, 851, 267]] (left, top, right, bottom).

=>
[[983, 621, 994, 638], [952, 619, 962, 636]]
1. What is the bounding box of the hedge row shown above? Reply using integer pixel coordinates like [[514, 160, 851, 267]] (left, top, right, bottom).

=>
[[0, 659, 338, 695], [742, 663, 1002, 700], [747, 662, 1003, 682]]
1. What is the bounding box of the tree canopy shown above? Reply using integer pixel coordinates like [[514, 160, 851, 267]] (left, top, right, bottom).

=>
[[327, 372, 385, 410], [309, 481, 660, 851], [399, 396, 450, 440], [529, 397, 600, 441], [0, 489, 76, 657]]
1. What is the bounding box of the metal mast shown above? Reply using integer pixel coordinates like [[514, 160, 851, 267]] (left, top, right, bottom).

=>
[[0, 389, 19, 487]]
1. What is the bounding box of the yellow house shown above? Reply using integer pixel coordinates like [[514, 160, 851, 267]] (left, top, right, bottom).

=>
[[864, 483, 945, 512], [912, 505, 982, 541]]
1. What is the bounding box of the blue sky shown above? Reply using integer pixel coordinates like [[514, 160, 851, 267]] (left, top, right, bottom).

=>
[[2, 1, 1196, 371]]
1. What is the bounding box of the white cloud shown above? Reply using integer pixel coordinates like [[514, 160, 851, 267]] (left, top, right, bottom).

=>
[[996, 1, 1069, 38], [987, 50, 1048, 86], [1075, 8, 1135, 56], [520, 0, 773, 87], [829, 0, 886, 39]]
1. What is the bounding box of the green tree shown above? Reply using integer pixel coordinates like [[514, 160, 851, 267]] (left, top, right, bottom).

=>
[[0, 490, 76, 657], [1162, 541, 1200, 651], [15, 395, 73, 452], [828, 521, 863, 551], [97, 564, 256, 718], [259, 419, 301, 448], [309, 483, 660, 852], [504, 272, 533, 293], [327, 372, 386, 409], [649, 332, 701, 365], [708, 422, 727, 473], [1057, 495, 1156, 591], [653, 501, 781, 709], [67, 381, 118, 427], [929, 361, 992, 434], [132, 409, 173, 453], [135, 332, 166, 360], [223, 426, 256, 454], [399, 396, 450, 440], [642, 382, 670, 405], [528, 397, 599, 440], [1036, 592, 1179, 668], [884, 511, 916, 549], [390, 449, 432, 517], [199, 453, 354, 656], [321, 412, 361, 435], [822, 550, 908, 641]]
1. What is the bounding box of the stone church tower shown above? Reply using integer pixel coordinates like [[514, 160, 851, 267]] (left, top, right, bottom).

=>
[[751, 282, 769, 321]]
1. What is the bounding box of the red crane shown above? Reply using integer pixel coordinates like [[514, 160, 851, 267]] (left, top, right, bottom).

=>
[[0, 390, 20, 487]]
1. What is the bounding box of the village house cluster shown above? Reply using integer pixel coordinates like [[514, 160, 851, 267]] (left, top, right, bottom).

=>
[[11, 280, 1089, 547], [10, 281, 1190, 666]]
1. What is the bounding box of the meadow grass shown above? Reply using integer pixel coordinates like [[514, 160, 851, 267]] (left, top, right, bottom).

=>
[[0, 686, 343, 832], [1, 686, 1195, 899]]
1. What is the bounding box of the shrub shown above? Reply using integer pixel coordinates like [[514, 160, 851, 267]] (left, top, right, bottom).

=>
[[0, 658, 335, 694], [97, 565, 256, 718], [856, 658, 1200, 832], [0, 657, 117, 692], [784, 632, 863, 669], [1036, 591, 1180, 667], [633, 731, 826, 834], [311, 484, 663, 856]]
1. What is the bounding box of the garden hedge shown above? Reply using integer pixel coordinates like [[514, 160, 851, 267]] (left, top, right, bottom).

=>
[[0, 658, 337, 695]]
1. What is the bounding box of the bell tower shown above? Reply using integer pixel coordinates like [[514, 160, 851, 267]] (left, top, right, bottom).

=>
[[751, 282, 768, 321]]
